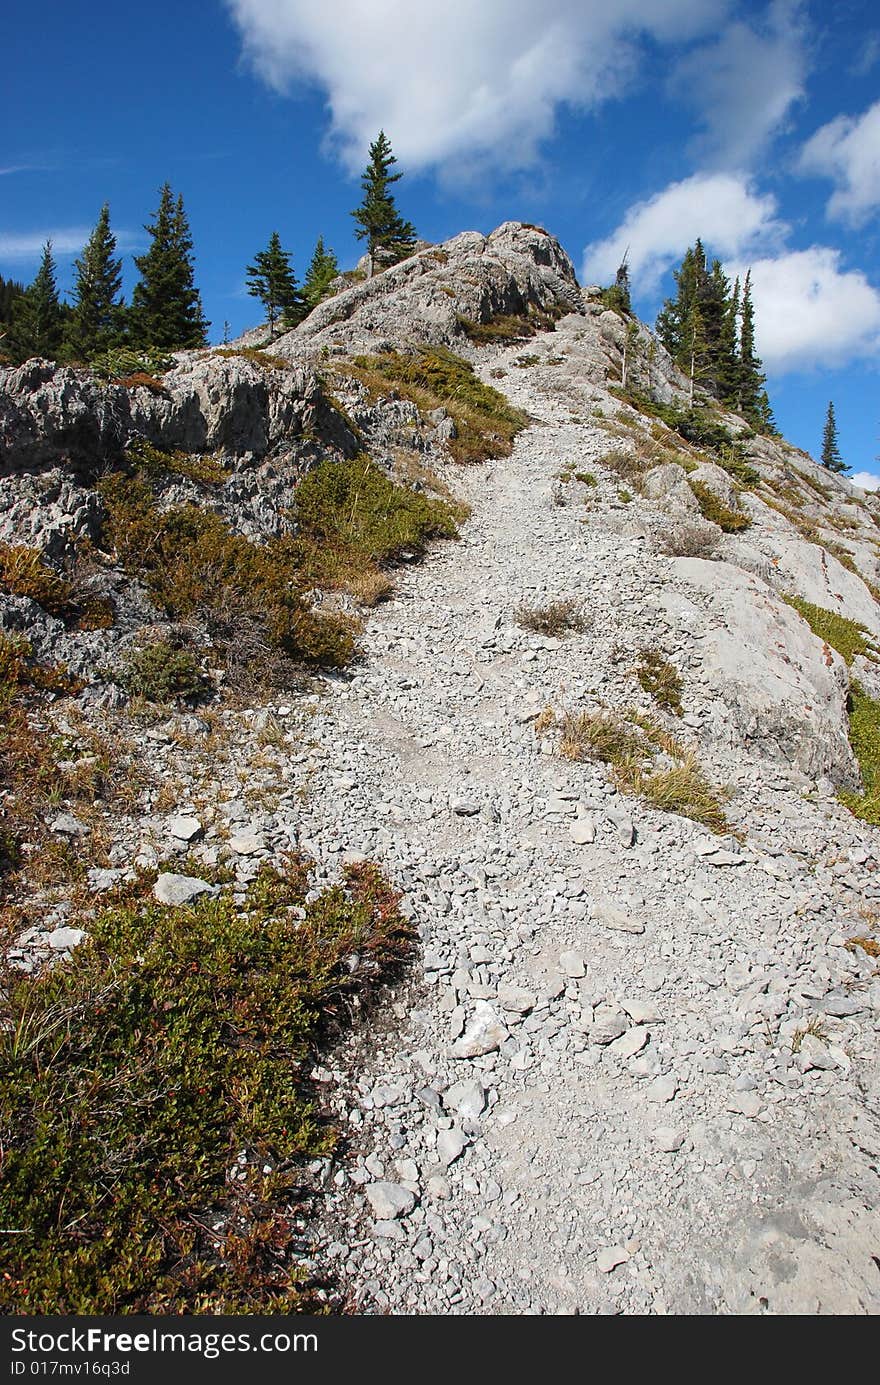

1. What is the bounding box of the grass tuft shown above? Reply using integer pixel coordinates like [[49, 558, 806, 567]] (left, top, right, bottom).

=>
[[688, 479, 751, 532], [783, 597, 878, 667], [515, 597, 587, 637]]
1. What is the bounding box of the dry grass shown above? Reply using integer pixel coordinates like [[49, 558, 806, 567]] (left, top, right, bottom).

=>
[[516, 597, 587, 637], [557, 704, 728, 832], [657, 519, 720, 560]]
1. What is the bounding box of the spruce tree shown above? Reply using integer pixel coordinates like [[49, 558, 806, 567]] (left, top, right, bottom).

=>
[[8, 242, 64, 362], [737, 271, 768, 428], [130, 185, 208, 350], [66, 204, 124, 360], [352, 130, 417, 268], [246, 231, 303, 331], [302, 236, 340, 311], [821, 401, 846, 472]]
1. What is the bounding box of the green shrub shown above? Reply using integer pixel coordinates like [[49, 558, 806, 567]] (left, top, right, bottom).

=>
[[97, 471, 357, 670], [0, 544, 76, 619], [637, 649, 684, 715], [344, 347, 528, 463], [126, 439, 230, 487], [456, 303, 565, 346], [90, 346, 174, 381], [689, 480, 750, 532], [783, 597, 878, 666], [840, 682, 880, 824], [611, 389, 732, 450], [0, 857, 414, 1312], [118, 641, 210, 704]]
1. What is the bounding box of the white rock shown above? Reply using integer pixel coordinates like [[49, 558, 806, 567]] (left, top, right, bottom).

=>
[[451, 1003, 508, 1058], [597, 1246, 630, 1273], [611, 1025, 649, 1058], [593, 899, 645, 934], [652, 1126, 685, 1152], [647, 1075, 678, 1103], [365, 1181, 416, 1220], [437, 1127, 468, 1166], [50, 812, 89, 838], [47, 926, 85, 951], [153, 873, 214, 906], [559, 950, 586, 978], [570, 816, 596, 845], [166, 815, 202, 842], [228, 832, 266, 855], [444, 1078, 486, 1120], [497, 983, 536, 1014]]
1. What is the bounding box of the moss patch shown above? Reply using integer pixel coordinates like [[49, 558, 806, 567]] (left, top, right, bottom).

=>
[[0, 856, 414, 1312], [636, 649, 684, 716]]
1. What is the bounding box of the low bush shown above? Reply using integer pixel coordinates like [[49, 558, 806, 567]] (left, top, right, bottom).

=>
[[657, 519, 720, 560], [97, 471, 357, 672], [636, 649, 684, 715], [515, 597, 587, 637], [839, 682, 880, 824], [126, 439, 230, 488], [118, 641, 211, 705], [456, 303, 565, 346], [0, 856, 414, 1312], [343, 347, 528, 464], [558, 705, 727, 831], [688, 480, 751, 532], [783, 597, 878, 666], [0, 544, 76, 619]]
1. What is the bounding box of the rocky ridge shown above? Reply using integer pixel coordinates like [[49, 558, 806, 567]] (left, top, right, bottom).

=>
[[1, 223, 879, 1314]]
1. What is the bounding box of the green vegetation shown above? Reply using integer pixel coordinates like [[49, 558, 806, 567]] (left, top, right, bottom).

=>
[[117, 641, 210, 705], [351, 130, 416, 266], [210, 346, 290, 372], [611, 388, 733, 450], [515, 597, 587, 637], [125, 439, 230, 486], [90, 345, 174, 384], [246, 231, 304, 332], [457, 303, 565, 346], [130, 184, 208, 350], [66, 205, 125, 361], [303, 237, 340, 312], [656, 242, 773, 432], [821, 400, 847, 473], [343, 347, 528, 464], [558, 705, 727, 832], [636, 649, 684, 715], [0, 543, 77, 618], [840, 682, 880, 825], [783, 597, 878, 666], [689, 479, 750, 532], [0, 856, 414, 1312]]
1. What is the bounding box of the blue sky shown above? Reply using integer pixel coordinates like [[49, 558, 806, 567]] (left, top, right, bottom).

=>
[[2, 1, 879, 479]]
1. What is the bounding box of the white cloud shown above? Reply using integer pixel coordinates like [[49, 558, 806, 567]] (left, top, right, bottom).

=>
[[727, 247, 880, 372], [850, 471, 880, 492], [581, 172, 783, 290], [225, 0, 727, 172], [798, 99, 880, 224], [0, 228, 141, 263], [669, 0, 809, 167]]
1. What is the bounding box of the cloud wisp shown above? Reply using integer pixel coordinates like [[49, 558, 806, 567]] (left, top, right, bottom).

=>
[[799, 99, 880, 225], [0, 227, 142, 262], [581, 172, 784, 290]]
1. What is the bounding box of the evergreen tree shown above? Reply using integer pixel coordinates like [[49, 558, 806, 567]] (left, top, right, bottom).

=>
[[821, 400, 846, 472], [8, 242, 64, 361], [130, 184, 208, 349], [66, 204, 124, 360], [302, 236, 340, 311], [737, 270, 767, 428], [351, 130, 417, 268], [246, 231, 303, 331]]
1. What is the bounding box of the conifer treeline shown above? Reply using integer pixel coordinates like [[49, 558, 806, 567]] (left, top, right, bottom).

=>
[[1, 130, 417, 367], [655, 239, 774, 433]]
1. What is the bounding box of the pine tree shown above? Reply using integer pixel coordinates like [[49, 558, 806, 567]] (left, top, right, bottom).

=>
[[737, 270, 767, 428], [246, 231, 303, 331], [302, 236, 340, 311], [130, 185, 208, 350], [66, 204, 124, 360], [8, 242, 64, 361], [821, 401, 846, 472], [352, 130, 417, 269]]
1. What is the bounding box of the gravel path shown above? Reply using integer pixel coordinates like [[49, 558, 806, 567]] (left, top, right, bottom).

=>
[[287, 324, 880, 1314]]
